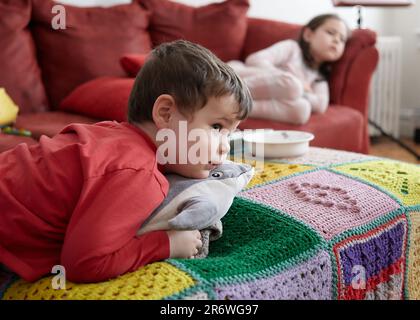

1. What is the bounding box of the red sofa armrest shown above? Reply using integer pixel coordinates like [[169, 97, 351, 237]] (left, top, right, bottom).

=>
[[329, 29, 379, 113], [329, 29, 379, 153]]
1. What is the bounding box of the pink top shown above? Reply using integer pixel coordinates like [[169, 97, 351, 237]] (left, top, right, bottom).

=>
[[245, 39, 329, 113]]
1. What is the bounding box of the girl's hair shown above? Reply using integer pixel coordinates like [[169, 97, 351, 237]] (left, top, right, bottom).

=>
[[298, 14, 350, 80]]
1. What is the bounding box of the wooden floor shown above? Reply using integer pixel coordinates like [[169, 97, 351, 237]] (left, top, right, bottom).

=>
[[369, 136, 420, 164]]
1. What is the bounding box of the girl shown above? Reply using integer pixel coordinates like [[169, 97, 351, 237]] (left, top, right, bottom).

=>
[[229, 14, 350, 125]]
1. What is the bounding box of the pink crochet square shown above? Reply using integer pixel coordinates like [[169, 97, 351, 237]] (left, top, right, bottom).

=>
[[240, 170, 401, 240]]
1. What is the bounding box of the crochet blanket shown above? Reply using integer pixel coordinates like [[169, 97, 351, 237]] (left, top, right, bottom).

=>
[[1, 147, 419, 300]]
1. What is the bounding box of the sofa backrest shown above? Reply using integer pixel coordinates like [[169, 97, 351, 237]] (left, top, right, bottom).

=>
[[0, 0, 152, 114], [1, 0, 377, 116], [31, 0, 152, 111], [0, 0, 48, 114], [0, 0, 251, 114], [241, 17, 302, 60], [140, 0, 250, 63]]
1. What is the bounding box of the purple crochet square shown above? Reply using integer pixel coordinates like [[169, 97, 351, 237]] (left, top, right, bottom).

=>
[[339, 221, 405, 285], [240, 170, 400, 240], [333, 216, 407, 300], [215, 250, 332, 300]]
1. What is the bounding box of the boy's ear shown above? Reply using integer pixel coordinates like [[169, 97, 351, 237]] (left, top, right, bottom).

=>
[[152, 94, 177, 129]]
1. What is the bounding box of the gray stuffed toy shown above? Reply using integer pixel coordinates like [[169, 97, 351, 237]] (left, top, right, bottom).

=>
[[137, 161, 254, 258]]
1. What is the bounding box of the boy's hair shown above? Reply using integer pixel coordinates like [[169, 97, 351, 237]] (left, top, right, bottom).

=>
[[298, 14, 351, 80], [128, 40, 252, 123]]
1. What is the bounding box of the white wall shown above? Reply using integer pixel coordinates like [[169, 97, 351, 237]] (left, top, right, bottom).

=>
[[382, 3, 420, 114], [173, 0, 388, 31], [58, 0, 388, 31]]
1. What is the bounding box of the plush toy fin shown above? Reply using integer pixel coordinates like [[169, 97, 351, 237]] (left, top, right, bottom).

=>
[[168, 196, 219, 230]]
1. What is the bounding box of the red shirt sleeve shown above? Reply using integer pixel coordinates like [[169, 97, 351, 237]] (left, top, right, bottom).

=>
[[60, 168, 170, 283]]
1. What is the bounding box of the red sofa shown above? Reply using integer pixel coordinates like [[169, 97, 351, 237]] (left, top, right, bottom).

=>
[[0, 0, 378, 154]]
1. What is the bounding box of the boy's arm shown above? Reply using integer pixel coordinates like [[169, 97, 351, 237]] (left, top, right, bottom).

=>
[[61, 168, 170, 283], [244, 39, 296, 70]]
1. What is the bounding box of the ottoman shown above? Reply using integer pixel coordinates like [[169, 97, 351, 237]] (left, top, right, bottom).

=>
[[1, 147, 419, 300]]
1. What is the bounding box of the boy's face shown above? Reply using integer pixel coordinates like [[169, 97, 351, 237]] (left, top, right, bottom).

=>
[[161, 94, 241, 179]]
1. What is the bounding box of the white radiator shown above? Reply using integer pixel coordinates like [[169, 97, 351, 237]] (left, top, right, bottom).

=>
[[369, 36, 402, 138]]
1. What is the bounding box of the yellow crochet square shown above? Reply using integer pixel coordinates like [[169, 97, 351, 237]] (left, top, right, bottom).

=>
[[2, 262, 195, 300], [408, 211, 420, 300], [246, 162, 313, 189], [334, 160, 420, 206], [229, 156, 313, 189]]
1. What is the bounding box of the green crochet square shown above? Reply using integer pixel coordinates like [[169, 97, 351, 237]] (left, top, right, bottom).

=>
[[169, 197, 322, 284]]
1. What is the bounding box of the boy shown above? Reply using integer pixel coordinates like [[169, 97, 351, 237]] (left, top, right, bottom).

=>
[[0, 40, 252, 283]]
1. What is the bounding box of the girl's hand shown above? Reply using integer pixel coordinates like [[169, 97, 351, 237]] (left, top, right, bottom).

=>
[[304, 82, 313, 93], [167, 230, 202, 259]]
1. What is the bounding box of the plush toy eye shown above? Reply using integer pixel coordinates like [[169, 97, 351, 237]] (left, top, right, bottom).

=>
[[211, 172, 223, 178]]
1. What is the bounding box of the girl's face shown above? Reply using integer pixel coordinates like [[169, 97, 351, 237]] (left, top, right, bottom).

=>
[[304, 18, 348, 66]]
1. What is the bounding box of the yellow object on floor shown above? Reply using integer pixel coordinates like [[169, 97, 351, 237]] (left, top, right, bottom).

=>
[[0, 88, 19, 126]]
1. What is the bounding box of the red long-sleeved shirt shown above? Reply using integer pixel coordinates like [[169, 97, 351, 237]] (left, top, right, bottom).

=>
[[0, 121, 169, 283]]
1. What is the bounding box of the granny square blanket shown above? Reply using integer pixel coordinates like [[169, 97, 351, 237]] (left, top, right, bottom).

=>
[[1, 147, 419, 300]]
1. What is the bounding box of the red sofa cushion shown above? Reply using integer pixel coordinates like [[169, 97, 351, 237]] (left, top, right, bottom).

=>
[[239, 106, 364, 153], [0, 0, 48, 114], [60, 77, 134, 122], [140, 0, 250, 62], [15, 111, 98, 140], [30, 0, 152, 109], [120, 54, 149, 77]]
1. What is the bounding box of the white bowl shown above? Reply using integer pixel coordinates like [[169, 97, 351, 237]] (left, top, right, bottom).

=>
[[242, 130, 315, 158]]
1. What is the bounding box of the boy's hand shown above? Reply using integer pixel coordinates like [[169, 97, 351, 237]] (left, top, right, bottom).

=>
[[167, 230, 202, 259]]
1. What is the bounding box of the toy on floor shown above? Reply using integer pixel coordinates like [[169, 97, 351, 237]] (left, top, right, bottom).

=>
[[137, 161, 255, 258], [0, 88, 18, 126], [0, 88, 32, 137], [0, 125, 32, 137]]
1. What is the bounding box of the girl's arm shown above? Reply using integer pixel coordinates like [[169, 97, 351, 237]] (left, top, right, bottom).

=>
[[304, 80, 329, 114], [244, 39, 297, 70]]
